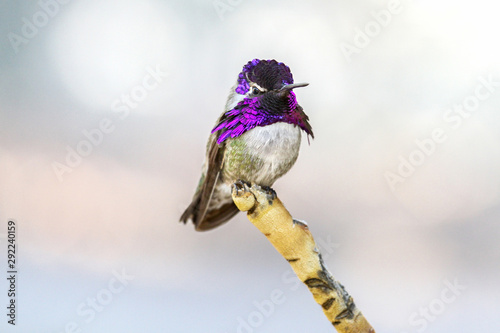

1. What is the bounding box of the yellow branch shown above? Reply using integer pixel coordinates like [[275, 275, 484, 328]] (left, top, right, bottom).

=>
[[232, 182, 375, 333]]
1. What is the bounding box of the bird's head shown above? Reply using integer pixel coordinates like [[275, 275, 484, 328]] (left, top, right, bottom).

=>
[[214, 59, 313, 144], [235, 58, 307, 94]]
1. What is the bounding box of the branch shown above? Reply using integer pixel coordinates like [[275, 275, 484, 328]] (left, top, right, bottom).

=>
[[231, 182, 375, 333]]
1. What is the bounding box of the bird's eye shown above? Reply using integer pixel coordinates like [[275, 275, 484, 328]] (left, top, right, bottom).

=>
[[252, 87, 261, 95]]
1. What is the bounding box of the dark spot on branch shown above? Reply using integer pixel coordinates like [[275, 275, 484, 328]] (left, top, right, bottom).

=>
[[286, 258, 300, 262], [335, 299, 356, 321], [313, 261, 359, 320], [336, 308, 353, 320], [304, 278, 333, 292], [322, 297, 335, 310]]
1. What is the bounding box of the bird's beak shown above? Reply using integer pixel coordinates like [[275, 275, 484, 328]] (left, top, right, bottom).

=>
[[280, 82, 309, 91]]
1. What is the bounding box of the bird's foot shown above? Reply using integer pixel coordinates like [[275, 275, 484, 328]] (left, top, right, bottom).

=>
[[232, 180, 255, 212]]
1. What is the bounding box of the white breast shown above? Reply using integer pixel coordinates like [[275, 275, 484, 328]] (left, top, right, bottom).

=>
[[243, 122, 301, 155], [240, 122, 302, 185]]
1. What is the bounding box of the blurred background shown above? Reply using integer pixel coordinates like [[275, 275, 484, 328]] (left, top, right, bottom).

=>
[[1, 0, 500, 332]]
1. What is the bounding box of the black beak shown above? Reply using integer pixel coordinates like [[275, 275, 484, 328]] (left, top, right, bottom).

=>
[[280, 82, 309, 91]]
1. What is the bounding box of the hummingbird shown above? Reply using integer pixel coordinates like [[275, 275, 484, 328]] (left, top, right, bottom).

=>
[[180, 59, 313, 231]]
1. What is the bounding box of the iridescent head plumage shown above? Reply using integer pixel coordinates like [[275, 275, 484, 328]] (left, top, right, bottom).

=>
[[235, 59, 295, 94], [212, 59, 313, 144]]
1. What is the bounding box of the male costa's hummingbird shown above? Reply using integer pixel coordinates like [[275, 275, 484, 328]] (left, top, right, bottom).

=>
[[180, 59, 313, 231]]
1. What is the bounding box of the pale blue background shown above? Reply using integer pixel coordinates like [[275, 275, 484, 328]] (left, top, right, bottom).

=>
[[1, 0, 499, 332]]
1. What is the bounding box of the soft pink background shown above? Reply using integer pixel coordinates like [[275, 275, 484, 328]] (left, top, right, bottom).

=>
[[1, 0, 499, 332]]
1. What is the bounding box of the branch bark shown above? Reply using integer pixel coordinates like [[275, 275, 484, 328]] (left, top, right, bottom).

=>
[[231, 182, 375, 333]]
